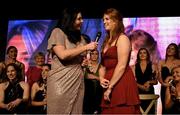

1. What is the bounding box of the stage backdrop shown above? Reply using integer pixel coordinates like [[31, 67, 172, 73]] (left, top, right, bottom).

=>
[[7, 17, 180, 72]]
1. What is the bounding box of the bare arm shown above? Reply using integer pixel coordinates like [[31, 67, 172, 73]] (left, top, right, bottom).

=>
[[0, 83, 8, 109], [99, 64, 109, 88], [165, 86, 173, 109], [148, 64, 158, 85], [104, 35, 131, 101], [108, 35, 131, 89], [53, 42, 97, 60], [31, 83, 46, 106], [158, 60, 165, 85], [13, 82, 29, 104]]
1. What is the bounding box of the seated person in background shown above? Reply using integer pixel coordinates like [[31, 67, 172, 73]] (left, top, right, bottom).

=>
[[165, 65, 180, 114], [29, 64, 50, 114], [131, 48, 158, 114], [26, 52, 45, 89], [158, 43, 180, 114], [0, 46, 25, 82], [0, 63, 29, 114], [82, 49, 103, 114]]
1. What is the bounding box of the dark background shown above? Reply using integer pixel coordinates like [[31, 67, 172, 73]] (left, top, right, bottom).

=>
[[0, 0, 179, 61]]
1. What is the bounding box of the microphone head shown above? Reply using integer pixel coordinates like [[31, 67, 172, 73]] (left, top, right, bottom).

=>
[[95, 32, 102, 42]]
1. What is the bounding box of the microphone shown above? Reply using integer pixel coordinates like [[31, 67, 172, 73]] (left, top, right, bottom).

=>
[[95, 32, 102, 42]]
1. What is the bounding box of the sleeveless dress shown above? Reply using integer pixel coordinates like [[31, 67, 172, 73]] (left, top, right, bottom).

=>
[[30, 90, 46, 114], [101, 45, 140, 114], [0, 81, 26, 114], [135, 62, 155, 114], [161, 66, 171, 114], [47, 28, 86, 114], [135, 62, 155, 94]]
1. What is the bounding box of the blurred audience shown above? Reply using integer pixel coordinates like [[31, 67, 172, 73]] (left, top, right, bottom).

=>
[[131, 48, 158, 114], [82, 49, 103, 114], [0, 46, 25, 82], [26, 52, 45, 88], [158, 43, 180, 114], [29, 64, 50, 114]]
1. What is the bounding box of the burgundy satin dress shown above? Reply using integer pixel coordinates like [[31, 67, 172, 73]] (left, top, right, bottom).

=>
[[101, 46, 140, 114]]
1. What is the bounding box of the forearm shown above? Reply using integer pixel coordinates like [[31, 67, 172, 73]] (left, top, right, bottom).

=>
[[99, 65, 105, 79], [108, 65, 126, 89], [54, 45, 87, 60], [149, 80, 158, 85], [137, 83, 144, 89], [0, 102, 7, 109], [165, 87, 173, 109], [32, 101, 46, 106]]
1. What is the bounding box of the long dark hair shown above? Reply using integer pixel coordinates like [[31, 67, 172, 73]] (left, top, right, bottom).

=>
[[57, 8, 81, 44], [37, 64, 51, 87], [6, 46, 18, 54], [136, 48, 151, 63], [165, 43, 179, 61]]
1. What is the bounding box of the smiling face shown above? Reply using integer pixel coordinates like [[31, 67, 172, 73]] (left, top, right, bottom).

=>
[[103, 14, 117, 32], [90, 50, 99, 62], [7, 35, 30, 72], [166, 45, 176, 57], [6, 65, 17, 81], [73, 13, 83, 30], [7, 47, 18, 60], [35, 55, 45, 66], [41, 65, 50, 80], [139, 49, 148, 61], [172, 67, 180, 82]]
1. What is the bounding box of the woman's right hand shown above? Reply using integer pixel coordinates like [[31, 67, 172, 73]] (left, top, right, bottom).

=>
[[100, 77, 109, 88], [81, 57, 89, 67], [86, 42, 98, 50]]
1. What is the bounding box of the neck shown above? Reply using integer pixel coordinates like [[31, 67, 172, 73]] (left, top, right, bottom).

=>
[[6, 58, 16, 63], [167, 56, 175, 61], [140, 60, 147, 64]]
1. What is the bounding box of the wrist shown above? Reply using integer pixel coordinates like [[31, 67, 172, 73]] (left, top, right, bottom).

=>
[[108, 85, 113, 90]]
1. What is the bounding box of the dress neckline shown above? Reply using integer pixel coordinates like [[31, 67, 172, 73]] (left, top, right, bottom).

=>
[[103, 46, 117, 55]]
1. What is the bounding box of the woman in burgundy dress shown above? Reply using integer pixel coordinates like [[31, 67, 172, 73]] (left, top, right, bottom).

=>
[[99, 8, 140, 114]]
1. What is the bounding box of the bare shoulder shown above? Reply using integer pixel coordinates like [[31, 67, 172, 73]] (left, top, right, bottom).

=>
[[174, 59, 180, 64], [117, 34, 131, 49], [0, 62, 5, 68], [118, 34, 130, 43], [19, 81, 29, 88], [32, 82, 39, 88], [119, 34, 129, 40], [0, 82, 8, 90]]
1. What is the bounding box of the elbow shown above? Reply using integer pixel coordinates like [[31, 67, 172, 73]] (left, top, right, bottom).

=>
[[58, 55, 69, 60], [59, 56, 66, 60], [117, 64, 126, 71], [58, 54, 71, 60]]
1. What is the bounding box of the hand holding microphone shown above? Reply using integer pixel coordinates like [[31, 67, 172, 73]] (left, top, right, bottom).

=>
[[86, 32, 101, 60], [85, 32, 102, 51], [95, 32, 102, 42]]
